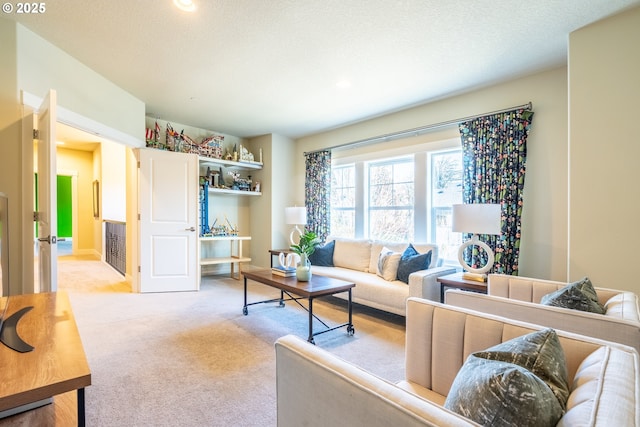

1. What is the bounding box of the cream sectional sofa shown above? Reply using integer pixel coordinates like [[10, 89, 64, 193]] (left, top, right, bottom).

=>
[[445, 273, 640, 352], [310, 238, 456, 316], [275, 297, 640, 426]]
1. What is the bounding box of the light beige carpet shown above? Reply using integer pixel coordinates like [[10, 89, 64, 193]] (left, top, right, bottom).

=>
[[57, 258, 406, 426]]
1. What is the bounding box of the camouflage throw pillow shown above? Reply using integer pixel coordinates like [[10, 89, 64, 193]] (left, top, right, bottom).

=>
[[540, 277, 606, 314]]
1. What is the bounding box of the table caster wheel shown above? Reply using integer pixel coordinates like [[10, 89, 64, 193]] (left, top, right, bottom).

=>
[[347, 325, 355, 336], [242, 306, 248, 315]]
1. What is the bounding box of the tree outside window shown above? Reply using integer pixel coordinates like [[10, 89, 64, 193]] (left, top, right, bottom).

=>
[[330, 165, 355, 238], [430, 150, 462, 263], [368, 158, 414, 241]]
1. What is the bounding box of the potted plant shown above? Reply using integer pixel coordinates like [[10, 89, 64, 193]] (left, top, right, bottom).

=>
[[290, 230, 321, 281]]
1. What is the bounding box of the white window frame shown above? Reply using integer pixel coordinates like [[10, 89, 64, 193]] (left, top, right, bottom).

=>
[[331, 137, 461, 242]]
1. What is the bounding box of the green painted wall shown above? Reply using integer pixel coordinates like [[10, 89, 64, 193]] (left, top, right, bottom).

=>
[[57, 175, 72, 238]]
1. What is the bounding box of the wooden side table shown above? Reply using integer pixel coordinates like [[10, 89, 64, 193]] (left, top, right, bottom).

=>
[[437, 272, 488, 303]]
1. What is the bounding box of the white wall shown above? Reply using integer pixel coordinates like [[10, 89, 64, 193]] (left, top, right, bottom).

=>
[[16, 24, 145, 145], [568, 6, 640, 290], [296, 67, 569, 280], [0, 18, 24, 294], [100, 141, 127, 222], [247, 133, 296, 269]]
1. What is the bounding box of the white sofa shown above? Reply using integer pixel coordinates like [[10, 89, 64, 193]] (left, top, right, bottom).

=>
[[310, 238, 456, 316], [445, 273, 640, 352], [275, 297, 640, 426]]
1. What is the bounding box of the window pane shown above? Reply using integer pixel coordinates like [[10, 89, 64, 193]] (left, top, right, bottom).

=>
[[369, 209, 413, 241], [331, 209, 355, 238], [368, 157, 414, 241], [430, 150, 462, 263], [331, 165, 355, 238]]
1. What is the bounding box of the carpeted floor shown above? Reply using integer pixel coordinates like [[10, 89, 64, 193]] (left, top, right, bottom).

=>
[[56, 257, 407, 426]]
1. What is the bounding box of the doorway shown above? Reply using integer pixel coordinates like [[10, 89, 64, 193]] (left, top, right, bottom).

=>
[[57, 174, 73, 256]]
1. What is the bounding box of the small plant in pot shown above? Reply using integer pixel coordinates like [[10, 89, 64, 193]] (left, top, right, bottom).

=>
[[290, 230, 321, 281]]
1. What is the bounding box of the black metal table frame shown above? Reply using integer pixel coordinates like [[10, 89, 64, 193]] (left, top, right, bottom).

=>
[[243, 278, 354, 344]]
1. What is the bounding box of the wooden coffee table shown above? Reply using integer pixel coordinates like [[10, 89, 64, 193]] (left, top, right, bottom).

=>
[[242, 270, 355, 344]]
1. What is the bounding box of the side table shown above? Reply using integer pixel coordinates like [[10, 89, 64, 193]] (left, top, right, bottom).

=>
[[437, 272, 488, 303]]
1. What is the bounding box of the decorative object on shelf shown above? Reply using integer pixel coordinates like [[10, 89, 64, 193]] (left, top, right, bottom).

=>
[[181, 131, 200, 154], [200, 135, 224, 159], [239, 145, 255, 162], [285, 206, 307, 245], [145, 121, 162, 148], [208, 216, 239, 236], [227, 171, 252, 191], [452, 203, 501, 281], [290, 230, 320, 281], [253, 181, 261, 192]]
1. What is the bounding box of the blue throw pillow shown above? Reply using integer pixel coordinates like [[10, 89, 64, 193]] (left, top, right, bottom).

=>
[[308, 240, 335, 266], [396, 244, 432, 284]]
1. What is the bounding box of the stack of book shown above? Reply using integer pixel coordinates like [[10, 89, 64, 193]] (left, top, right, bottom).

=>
[[272, 266, 296, 277]]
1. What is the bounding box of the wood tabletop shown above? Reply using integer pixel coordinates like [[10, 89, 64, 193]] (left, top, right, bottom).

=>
[[437, 272, 488, 291], [243, 270, 355, 298], [0, 291, 91, 413]]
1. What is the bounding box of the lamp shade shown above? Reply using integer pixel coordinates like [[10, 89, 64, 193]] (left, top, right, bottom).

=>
[[285, 207, 307, 225], [452, 204, 501, 235]]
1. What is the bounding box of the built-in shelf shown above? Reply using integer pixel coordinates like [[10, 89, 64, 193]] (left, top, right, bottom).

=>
[[208, 188, 262, 196], [199, 156, 263, 170], [199, 236, 251, 280]]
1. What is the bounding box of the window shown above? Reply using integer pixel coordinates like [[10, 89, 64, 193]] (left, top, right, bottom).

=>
[[429, 149, 463, 264], [329, 139, 461, 266], [330, 164, 355, 238], [368, 157, 414, 241]]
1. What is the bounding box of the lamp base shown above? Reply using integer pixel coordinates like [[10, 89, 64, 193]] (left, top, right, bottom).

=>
[[462, 272, 487, 282]]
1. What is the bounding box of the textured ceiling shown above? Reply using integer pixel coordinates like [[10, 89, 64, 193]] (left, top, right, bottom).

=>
[[7, 0, 640, 139]]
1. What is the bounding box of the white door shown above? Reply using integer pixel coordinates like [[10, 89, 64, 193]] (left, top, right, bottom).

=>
[[36, 90, 58, 293], [138, 149, 199, 292]]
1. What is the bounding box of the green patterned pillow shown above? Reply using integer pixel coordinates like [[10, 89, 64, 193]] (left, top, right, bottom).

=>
[[540, 277, 606, 314], [444, 329, 569, 426]]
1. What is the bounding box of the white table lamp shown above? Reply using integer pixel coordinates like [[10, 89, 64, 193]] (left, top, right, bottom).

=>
[[452, 204, 501, 280], [285, 206, 307, 245]]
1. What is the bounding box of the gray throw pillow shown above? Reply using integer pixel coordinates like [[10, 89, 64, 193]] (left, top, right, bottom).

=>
[[308, 241, 335, 267], [396, 244, 432, 284], [444, 356, 564, 427], [444, 329, 570, 427], [540, 277, 606, 314]]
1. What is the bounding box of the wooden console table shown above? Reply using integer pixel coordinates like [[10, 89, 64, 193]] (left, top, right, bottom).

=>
[[0, 292, 91, 426]]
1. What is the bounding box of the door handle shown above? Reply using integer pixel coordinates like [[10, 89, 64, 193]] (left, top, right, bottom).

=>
[[185, 227, 196, 232], [38, 235, 57, 244]]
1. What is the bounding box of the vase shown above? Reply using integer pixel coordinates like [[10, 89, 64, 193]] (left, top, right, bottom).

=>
[[296, 254, 312, 281]]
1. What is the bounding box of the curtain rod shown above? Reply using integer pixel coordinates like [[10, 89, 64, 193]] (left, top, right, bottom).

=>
[[306, 101, 532, 154]]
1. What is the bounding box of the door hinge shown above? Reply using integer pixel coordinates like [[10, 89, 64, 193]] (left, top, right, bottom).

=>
[[33, 211, 40, 221], [33, 129, 39, 139], [138, 266, 141, 273], [138, 213, 141, 220], [137, 161, 140, 168]]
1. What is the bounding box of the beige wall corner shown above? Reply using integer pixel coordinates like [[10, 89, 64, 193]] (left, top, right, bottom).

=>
[[568, 6, 640, 290]]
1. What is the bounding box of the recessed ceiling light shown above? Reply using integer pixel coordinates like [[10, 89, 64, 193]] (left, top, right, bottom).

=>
[[336, 80, 352, 89], [173, 0, 196, 12]]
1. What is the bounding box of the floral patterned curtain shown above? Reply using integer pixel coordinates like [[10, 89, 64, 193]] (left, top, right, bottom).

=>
[[304, 150, 332, 242], [459, 108, 534, 275]]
